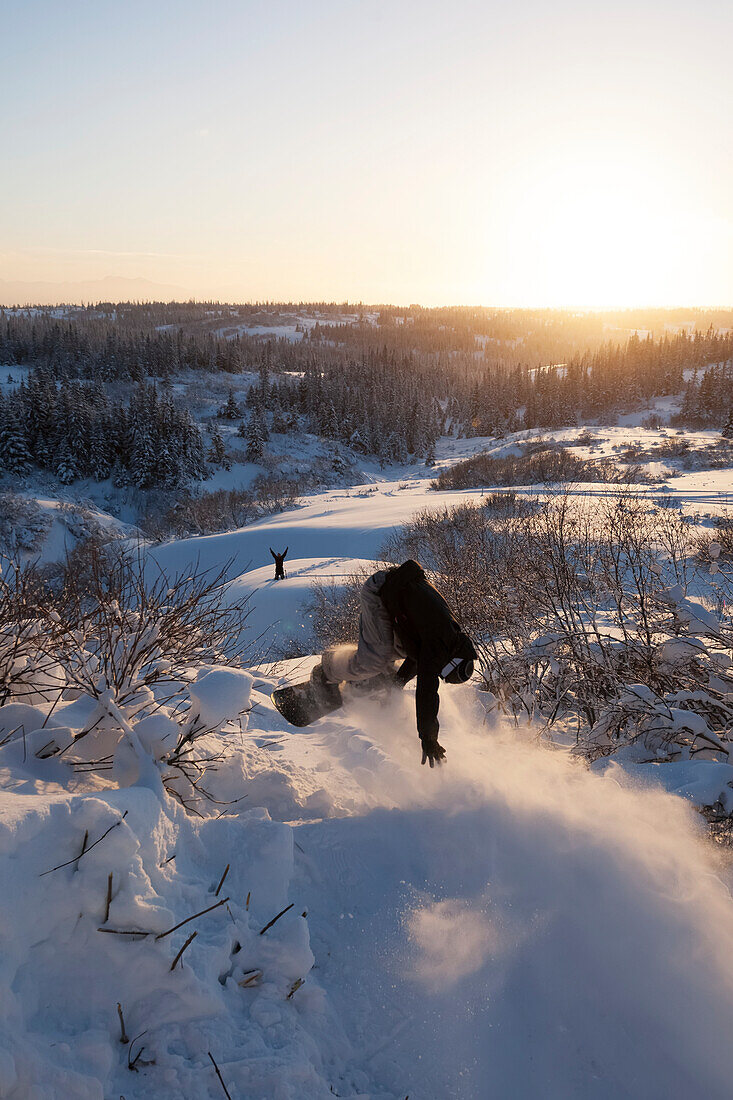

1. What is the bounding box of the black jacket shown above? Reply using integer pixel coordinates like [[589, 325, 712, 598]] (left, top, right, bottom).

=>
[[378, 560, 476, 742]]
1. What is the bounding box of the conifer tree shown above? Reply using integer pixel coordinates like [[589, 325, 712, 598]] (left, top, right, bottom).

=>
[[220, 389, 241, 419], [54, 440, 78, 485], [0, 413, 32, 475], [208, 424, 227, 467], [244, 411, 265, 462]]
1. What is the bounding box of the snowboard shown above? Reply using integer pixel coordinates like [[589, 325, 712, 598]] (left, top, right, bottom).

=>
[[272, 670, 399, 728], [272, 679, 342, 727]]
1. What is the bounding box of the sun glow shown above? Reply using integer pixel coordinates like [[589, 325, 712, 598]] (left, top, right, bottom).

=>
[[483, 154, 708, 308]]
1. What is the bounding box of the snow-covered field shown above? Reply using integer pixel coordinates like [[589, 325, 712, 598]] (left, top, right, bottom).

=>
[[4, 427, 733, 1097]]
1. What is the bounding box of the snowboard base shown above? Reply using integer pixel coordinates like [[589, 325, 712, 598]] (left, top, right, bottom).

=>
[[272, 670, 400, 728], [272, 679, 342, 727]]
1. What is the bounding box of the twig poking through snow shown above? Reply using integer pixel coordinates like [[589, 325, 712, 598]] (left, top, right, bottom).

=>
[[40, 811, 128, 876], [97, 928, 152, 937], [127, 1032, 154, 1072], [259, 902, 294, 935], [117, 1002, 129, 1044], [286, 977, 304, 999], [214, 864, 230, 897], [104, 873, 113, 923], [208, 1051, 233, 1100], [238, 969, 262, 987], [170, 930, 197, 971], [155, 896, 230, 940]]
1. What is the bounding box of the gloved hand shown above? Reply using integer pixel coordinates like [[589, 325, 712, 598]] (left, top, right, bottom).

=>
[[420, 737, 446, 768]]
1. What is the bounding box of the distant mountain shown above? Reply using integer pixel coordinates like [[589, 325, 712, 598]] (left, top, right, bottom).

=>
[[0, 274, 190, 306]]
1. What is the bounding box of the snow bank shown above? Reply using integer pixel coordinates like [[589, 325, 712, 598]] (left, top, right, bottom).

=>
[[188, 665, 253, 729], [0, 786, 328, 1099], [4, 660, 733, 1098]]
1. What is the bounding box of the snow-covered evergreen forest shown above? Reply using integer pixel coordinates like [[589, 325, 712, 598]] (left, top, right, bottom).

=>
[[2, 304, 733, 491]]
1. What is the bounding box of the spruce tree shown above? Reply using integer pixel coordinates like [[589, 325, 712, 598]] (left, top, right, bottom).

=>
[[131, 429, 156, 488], [0, 413, 32, 475], [244, 410, 265, 462], [220, 389, 241, 419], [55, 440, 78, 485], [208, 424, 227, 467]]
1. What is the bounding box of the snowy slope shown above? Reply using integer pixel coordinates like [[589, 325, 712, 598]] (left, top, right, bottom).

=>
[[144, 436, 733, 654], [5, 668, 733, 1098], [5, 439, 733, 1097], [145, 483, 482, 648], [267, 680, 733, 1099]]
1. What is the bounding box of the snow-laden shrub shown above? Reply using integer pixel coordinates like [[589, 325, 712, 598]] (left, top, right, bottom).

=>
[[0, 546, 255, 812], [380, 491, 733, 770], [431, 446, 649, 491], [51, 545, 250, 699], [300, 572, 368, 654], [140, 476, 301, 540], [0, 556, 63, 707], [0, 492, 51, 555]]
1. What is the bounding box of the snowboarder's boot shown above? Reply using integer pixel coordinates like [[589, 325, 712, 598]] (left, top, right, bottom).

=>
[[310, 663, 343, 709], [349, 669, 400, 697]]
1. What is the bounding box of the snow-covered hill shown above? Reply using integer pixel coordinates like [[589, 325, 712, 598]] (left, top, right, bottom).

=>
[[4, 437, 733, 1097]]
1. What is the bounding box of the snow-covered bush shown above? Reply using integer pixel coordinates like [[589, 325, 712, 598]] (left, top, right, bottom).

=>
[[300, 572, 368, 654], [0, 556, 64, 707], [141, 477, 301, 540], [695, 517, 733, 562], [381, 491, 733, 772], [0, 492, 51, 555], [431, 446, 650, 490], [0, 547, 254, 812]]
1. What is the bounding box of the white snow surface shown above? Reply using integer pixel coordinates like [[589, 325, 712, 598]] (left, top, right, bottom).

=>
[[5, 435, 733, 1096], [4, 677, 733, 1097]]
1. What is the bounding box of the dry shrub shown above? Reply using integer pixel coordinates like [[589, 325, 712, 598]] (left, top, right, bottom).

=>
[[140, 475, 300, 540], [379, 490, 722, 757], [52, 544, 250, 707], [431, 447, 647, 491], [0, 555, 63, 707], [0, 544, 255, 812], [301, 572, 363, 646]]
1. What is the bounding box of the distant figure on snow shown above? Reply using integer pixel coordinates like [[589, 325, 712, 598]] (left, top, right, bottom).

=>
[[310, 560, 476, 767], [270, 546, 288, 580]]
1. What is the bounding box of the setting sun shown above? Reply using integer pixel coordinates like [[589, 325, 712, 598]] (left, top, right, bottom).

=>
[[494, 156, 709, 307]]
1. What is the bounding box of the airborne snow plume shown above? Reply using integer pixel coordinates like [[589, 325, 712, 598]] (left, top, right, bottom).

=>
[[289, 686, 733, 1099]]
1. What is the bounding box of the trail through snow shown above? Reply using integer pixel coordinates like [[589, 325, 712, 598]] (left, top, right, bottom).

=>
[[250, 679, 733, 1099]]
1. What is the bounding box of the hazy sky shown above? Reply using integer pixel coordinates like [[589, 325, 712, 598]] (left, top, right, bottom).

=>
[[2, 0, 732, 306]]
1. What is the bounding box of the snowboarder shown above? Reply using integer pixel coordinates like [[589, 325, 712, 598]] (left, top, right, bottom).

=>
[[276, 560, 476, 767], [270, 547, 288, 580]]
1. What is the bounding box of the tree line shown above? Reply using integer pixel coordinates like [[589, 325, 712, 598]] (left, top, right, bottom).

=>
[[2, 308, 733, 484]]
